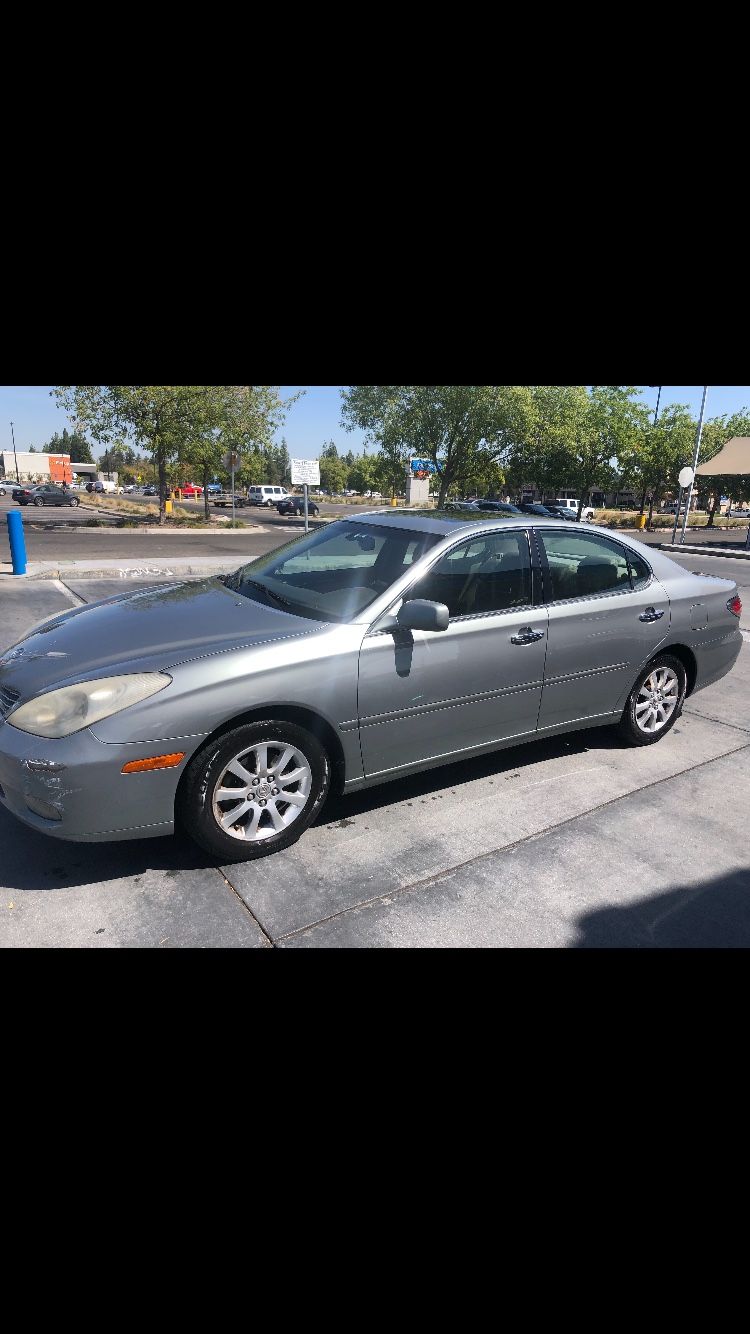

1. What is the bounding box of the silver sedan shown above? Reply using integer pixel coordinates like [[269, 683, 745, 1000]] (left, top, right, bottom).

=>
[[0, 512, 742, 861]]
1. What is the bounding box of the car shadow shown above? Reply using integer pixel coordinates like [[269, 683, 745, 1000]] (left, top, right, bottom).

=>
[[1, 723, 631, 895], [0, 802, 220, 893], [316, 725, 623, 827]]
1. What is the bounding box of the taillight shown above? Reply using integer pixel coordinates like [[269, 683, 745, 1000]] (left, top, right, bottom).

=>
[[727, 595, 742, 617]]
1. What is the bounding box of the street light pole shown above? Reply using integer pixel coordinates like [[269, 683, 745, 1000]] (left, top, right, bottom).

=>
[[10, 420, 20, 483], [679, 386, 708, 545]]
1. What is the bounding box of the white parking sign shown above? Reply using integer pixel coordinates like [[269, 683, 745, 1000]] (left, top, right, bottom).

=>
[[291, 458, 320, 486]]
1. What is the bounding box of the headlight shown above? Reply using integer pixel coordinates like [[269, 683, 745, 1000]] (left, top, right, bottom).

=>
[[7, 673, 171, 739]]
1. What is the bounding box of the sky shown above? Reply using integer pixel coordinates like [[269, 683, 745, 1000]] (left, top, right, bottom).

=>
[[2, 386, 749, 462]]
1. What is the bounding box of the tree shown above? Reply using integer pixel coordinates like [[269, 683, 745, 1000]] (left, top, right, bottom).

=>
[[319, 455, 348, 494], [53, 386, 209, 524], [566, 387, 650, 520], [341, 386, 532, 506], [619, 403, 696, 525], [42, 427, 94, 463], [504, 385, 586, 501]]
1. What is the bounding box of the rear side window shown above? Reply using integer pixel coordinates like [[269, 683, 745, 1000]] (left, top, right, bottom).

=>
[[540, 530, 630, 600]]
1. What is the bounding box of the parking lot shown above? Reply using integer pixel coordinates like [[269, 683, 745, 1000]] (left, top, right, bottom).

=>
[[1, 531, 749, 946]]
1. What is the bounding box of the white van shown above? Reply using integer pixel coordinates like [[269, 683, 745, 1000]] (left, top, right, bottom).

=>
[[247, 485, 292, 507]]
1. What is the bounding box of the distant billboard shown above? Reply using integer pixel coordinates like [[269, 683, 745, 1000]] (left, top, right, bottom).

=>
[[410, 457, 436, 476]]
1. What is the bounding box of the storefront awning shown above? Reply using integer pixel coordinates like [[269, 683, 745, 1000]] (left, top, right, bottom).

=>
[[696, 437, 750, 476]]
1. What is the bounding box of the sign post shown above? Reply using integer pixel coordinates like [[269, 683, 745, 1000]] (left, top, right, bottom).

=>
[[222, 451, 240, 525], [671, 466, 695, 545], [291, 458, 321, 534]]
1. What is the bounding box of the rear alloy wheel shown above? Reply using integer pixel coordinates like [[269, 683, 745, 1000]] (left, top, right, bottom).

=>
[[618, 654, 686, 746], [178, 720, 330, 861]]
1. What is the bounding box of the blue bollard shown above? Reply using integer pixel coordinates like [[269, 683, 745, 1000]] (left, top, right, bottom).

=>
[[7, 509, 27, 576]]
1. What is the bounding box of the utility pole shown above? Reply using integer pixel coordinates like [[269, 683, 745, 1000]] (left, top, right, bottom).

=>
[[10, 420, 20, 483]]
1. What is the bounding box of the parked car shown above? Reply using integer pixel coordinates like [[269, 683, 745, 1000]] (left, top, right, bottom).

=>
[[247, 486, 292, 507], [180, 483, 203, 497], [142, 485, 158, 497], [0, 512, 742, 863], [541, 503, 577, 521], [727, 506, 750, 518], [276, 496, 320, 517], [207, 483, 223, 495], [85, 480, 123, 495], [14, 484, 80, 507], [0, 481, 22, 497], [553, 499, 596, 521], [445, 501, 480, 512], [516, 502, 561, 519], [474, 500, 523, 514]]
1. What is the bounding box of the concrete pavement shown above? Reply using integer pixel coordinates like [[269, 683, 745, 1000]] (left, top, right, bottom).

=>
[[1, 556, 748, 947]]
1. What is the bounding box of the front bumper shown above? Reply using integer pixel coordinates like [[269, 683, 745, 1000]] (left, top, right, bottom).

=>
[[0, 719, 205, 843]]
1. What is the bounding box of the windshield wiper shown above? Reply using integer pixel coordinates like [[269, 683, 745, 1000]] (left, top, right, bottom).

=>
[[240, 578, 295, 609]]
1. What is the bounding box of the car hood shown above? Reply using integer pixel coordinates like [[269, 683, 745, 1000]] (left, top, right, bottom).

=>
[[0, 578, 328, 703]]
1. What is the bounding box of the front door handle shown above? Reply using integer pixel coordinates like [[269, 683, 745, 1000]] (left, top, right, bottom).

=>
[[639, 607, 665, 622], [510, 627, 545, 644]]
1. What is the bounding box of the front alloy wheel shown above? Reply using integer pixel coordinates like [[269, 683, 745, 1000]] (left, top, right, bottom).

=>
[[178, 720, 330, 860], [618, 654, 686, 746]]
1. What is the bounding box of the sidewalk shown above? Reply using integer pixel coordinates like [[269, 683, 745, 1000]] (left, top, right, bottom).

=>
[[0, 557, 240, 580]]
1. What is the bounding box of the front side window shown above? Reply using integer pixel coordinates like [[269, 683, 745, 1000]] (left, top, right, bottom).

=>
[[408, 529, 532, 618], [226, 521, 443, 622], [540, 530, 630, 600]]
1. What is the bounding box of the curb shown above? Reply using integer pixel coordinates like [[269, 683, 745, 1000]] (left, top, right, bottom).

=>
[[652, 543, 750, 560], [0, 560, 241, 581]]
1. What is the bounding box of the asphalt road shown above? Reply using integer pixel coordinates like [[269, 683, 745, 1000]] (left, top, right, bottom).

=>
[[1, 558, 748, 947]]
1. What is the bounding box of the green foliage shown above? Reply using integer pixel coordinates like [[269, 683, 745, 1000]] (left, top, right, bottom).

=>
[[53, 385, 300, 524], [42, 427, 94, 463], [341, 385, 532, 504]]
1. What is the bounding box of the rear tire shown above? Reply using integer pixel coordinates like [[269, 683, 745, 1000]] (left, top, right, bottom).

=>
[[178, 720, 330, 861], [618, 654, 686, 746]]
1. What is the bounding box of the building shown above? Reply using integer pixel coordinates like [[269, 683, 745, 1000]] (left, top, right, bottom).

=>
[[0, 452, 98, 485]]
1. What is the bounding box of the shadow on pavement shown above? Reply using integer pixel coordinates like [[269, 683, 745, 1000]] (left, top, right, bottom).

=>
[[0, 803, 219, 893], [571, 867, 750, 947], [316, 726, 622, 827], [1, 725, 624, 893]]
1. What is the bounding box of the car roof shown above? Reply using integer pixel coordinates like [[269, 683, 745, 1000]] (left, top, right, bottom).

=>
[[338, 508, 583, 536]]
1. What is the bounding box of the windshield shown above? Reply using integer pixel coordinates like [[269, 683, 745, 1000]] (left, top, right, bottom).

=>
[[224, 521, 443, 622]]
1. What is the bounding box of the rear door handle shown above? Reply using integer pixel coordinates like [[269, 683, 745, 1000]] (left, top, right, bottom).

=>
[[639, 607, 665, 622], [510, 627, 545, 644]]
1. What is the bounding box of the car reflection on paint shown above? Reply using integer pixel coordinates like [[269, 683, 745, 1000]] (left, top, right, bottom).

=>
[[0, 510, 743, 863]]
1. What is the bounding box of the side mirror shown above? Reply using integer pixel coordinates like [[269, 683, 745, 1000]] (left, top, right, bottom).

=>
[[397, 599, 449, 633]]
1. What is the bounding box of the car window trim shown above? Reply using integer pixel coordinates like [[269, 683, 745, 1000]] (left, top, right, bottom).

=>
[[533, 526, 654, 604]]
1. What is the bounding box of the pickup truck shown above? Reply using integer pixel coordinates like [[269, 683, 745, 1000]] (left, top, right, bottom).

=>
[[554, 498, 595, 520], [211, 492, 248, 508]]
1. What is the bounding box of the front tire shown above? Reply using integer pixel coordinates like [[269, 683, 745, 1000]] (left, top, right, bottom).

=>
[[33, 497, 44, 507], [178, 720, 330, 861], [69, 497, 79, 506], [618, 654, 686, 746]]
